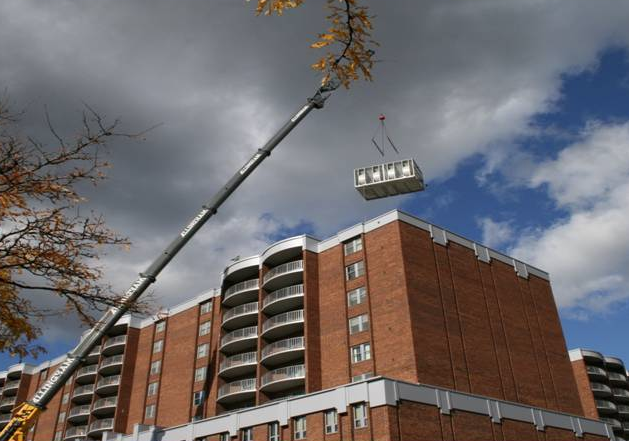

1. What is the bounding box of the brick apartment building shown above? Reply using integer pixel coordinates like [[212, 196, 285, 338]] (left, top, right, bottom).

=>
[[0, 210, 613, 441], [570, 349, 629, 440]]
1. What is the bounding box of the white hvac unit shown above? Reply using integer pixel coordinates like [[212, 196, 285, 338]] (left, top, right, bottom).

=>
[[354, 159, 425, 200]]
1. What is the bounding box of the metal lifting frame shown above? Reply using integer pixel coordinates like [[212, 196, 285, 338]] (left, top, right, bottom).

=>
[[0, 79, 339, 441]]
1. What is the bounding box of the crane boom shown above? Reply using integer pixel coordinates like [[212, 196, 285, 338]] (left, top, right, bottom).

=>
[[0, 80, 339, 441]]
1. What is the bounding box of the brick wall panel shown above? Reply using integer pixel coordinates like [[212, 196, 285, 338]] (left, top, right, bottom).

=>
[[451, 410, 496, 441], [398, 401, 443, 441], [304, 250, 321, 393], [571, 360, 598, 418], [126, 325, 154, 432]]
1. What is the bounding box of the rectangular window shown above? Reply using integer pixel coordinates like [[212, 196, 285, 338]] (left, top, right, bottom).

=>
[[145, 404, 156, 419], [353, 403, 368, 428], [194, 366, 207, 382], [347, 286, 367, 307], [241, 428, 253, 441], [268, 422, 280, 441], [152, 339, 163, 354], [193, 390, 205, 406], [54, 431, 63, 441], [345, 261, 365, 281], [150, 360, 161, 375], [155, 321, 166, 333], [147, 381, 159, 396], [220, 434, 230, 441], [40, 369, 48, 380], [61, 392, 69, 405], [197, 343, 209, 359], [324, 409, 338, 434], [351, 343, 371, 363], [57, 412, 66, 424], [294, 416, 306, 440], [200, 301, 212, 314], [199, 321, 212, 336], [349, 314, 369, 335], [352, 372, 374, 382], [343, 237, 363, 256]]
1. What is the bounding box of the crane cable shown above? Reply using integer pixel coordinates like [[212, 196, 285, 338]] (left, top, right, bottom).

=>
[[371, 114, 399, 157]]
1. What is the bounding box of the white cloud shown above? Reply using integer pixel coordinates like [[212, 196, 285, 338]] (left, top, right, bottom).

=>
[[477, 217, 514, 250]]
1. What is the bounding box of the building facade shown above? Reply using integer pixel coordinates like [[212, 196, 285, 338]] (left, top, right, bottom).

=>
[[0, 210, 613, 441], [570, 349, 629, 440]]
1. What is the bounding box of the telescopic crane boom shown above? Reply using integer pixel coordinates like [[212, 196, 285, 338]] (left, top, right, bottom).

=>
[[0, 80, 339, 441]]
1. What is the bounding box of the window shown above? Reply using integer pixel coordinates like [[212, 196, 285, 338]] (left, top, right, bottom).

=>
[[347, 286, 367, 307], [241, 428, 253, 441], [153, 339, 163, 354], [54, 431, 62, 441], [147, 381, 159, 396], [195, 366, 207, 382], [324, 410, 338, 434], [199, 321, 212, 336], [349, 314, 369, 335], [197, 343, 209, 359], [219, 434, 230, 441], [61, 392, 69, 405], [294, 416, 306, 440], [155, 321, 166, 333], [352, 372, 373, 382], [150, 360, 161, 375], [200, 301, 212, 314], [268, 422, 280, 441], [57, 412, 65, 424], [40, 369, 48, 380], [193, 390, 205, 406], [145, 404, 156, 419], [351, 343, 371, 363], [343, 237, 363, 255], [353, 403, 368, 428], [345, 261, 364, 281]]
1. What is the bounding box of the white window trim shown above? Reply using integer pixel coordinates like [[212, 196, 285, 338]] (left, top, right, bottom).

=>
[[347, 286, 367, 307], [351, 343, 371, 363], [349, 314, 369, 335], [324, 409, 338, 434]]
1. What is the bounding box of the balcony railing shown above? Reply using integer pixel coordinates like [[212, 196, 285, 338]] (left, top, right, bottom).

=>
[[89, 418, 114, 432], [217, 378, 256, 399], [224, 279, 259, 301], [100, 355, 124, 368], [72, 384, 94, 398], [93, 397, 118, 411], [222, 302, 258, 325], [97, 375, 120, 388], [261, 337, 305, 360], [263, 260, 303, 285], [618, 404, 629, 414], [596, 400, 617, 411], [76, 365, 98, 379], [601, 417, 622, 429], [103, 335, 127, 350], [261, 364, 305, 387], [3, 380, 20, 391], [0, 414, 11, 423], [591, 382, 612, 394], [613, 388, 629, 398], [262, 310, 304, 333], [220, 326, 258, 348], [586, 366, 607, 377], [609, 372, 628, 383], [0, 397, 16, 408], [263, 284, 304, 310], [68, 405, 91, 418], [220, 352, 257, 373], [64, 425, 88, 438], [88, 345, 101, 356]]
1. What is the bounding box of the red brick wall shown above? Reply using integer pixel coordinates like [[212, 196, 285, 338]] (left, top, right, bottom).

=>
[[304, 250, 321, 393], [126, 325, 154, 432], [116, 327, 140, 433], [571, 359, 598, 418]]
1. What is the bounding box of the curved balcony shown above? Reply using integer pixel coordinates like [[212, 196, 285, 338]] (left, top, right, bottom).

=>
[[220, 326, 258, 354], [75, 365, 99, 384], [261, 310, 304, 340], [596, 399, 618, 415], [67, 405, 91, 423], [217, 378, 256, 404], [260, 364, 305, 393], [88, 418, 114, 436], [102, 335, 127, 356], [222, 302, 259, 331], [609, 372, 629, 386], [86, 345, 101, 364], [262, 260, 303, 291], [6, 365, 23, 380], [92, 397, 117, 417], [99, 355, 124, 376], [222, 256, 260, 286], [601, 417, 622, 431], [591, 382, 612, 397], [96, 375, 120, 396], [71, 384, 94, 404], [586, 365, 607, 381], [613, 388, 629, 402], [605, 356, 625, 370], [219, 352, 257, 379], [0, 397, 16, 411], [581, 349, 605, 364], [223, 279, 259, 307], [64, 425, 88, 439], [261, 337, 305, 366], [262, 284, 304, 315], [618, 404, 629, 417], [0, 414, 11, 425], [2, 380, 20, 396]]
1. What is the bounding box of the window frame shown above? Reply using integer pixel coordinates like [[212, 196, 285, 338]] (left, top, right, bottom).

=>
[[145, 403, 156, 419], [199, 320, 212, 336], [193, 390, 205, 406], [147, 381, 159, 396], [349, 314, 370, 335], [294, 416, 307, 440], [343, 237, 363, 256], [268, 422, 280, 441], [353, 403, 368, 429], [150, 360, 161, 375], [197, 343, 209, 359], [347, 286, 367, 307], [155, 321, 166, 333], [152, 339, 163, 354], [345, 261, 365, 281], [200, 301, 212, 314], [324, 409, 338, 434], [241, 427, 253, 441], [351, 342, 372, 363], [352, 372, 374, 382], [194, 366, 207, 382]]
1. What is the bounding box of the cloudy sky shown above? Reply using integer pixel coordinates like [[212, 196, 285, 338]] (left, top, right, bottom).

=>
[[2, 0, 629, 367]]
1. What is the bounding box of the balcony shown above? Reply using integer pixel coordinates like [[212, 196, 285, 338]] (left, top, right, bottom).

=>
[[605, 356, 625, 371], [75, 365, 99, 384], [609, 372, 629, 386], [71, 384, 94, 404], [67, 405, 91, 423], [0, 397, 16, 411], [261, 310, 304, 340], [102, 335, 126, 356], [86, 345, 101, 363], [260, 364, 305, 393], [88, 418, 114, 436], [222, 302, 259, 331], [0, 414, 11, 424], [2, 380, 20, 395], [99, 355, 124, 375], [223, 279, 259, 307], [96, 375, 120, 396], [262, 260, 303, 291], [586, 365, 607, 381], [220, 326, 258, 354], [261, 337, 305, 366], [613, 388, 629, 402], [64, 425, 88, 439], [618, 404, 629, 417], [596, 399, 618, 415], [263, 284, 304, 315], [219, 352, 257, 378], [600, 418, 622, 432], [217, 378, 256, 404], [591, 382, 612, 397], [92, 397, 117, 416], [582, 350, 605, 364]]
